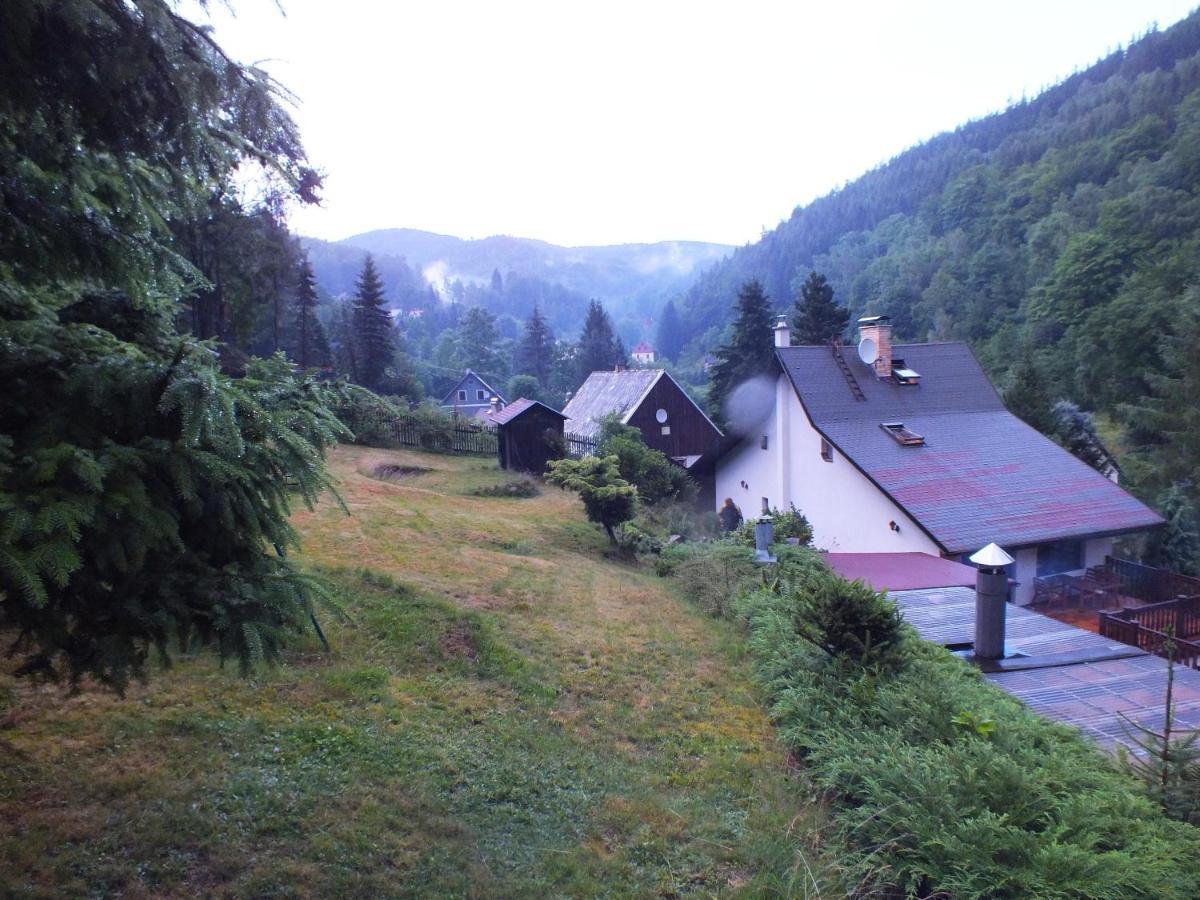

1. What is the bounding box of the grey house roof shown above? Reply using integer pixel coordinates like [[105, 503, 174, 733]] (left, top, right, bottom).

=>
[[776, 343, 1163, 554], [561, 369, 662, 439]]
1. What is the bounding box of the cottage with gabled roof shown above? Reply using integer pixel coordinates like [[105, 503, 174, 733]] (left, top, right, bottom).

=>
[[439, 369, 506, 421], [631, 341, 656, 365], [563, 367, 723, 501], [715, 316, 1163, 605]]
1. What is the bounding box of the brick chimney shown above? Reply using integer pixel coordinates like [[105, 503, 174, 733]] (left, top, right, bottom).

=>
[[773, 315, 790, 348], [857, 315, 893, 378]]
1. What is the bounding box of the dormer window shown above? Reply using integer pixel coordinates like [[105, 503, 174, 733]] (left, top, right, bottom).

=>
[[881, 422, 925, 446], [891, 358, 921, 385], [477, 389, 487, 401], [457, 390, 467, 402]]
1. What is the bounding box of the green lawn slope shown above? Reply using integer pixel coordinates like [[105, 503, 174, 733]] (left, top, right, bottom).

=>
[[0, 446, 838, 897]]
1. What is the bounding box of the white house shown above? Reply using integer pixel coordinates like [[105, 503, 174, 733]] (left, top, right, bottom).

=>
[[715, 316, 1163, 605], [631, 341, 657, 365]]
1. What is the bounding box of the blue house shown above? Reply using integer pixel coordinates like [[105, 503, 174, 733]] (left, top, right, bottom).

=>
[[440, 369, 507, 421]]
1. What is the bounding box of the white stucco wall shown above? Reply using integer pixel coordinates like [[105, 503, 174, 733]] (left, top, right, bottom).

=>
[[715, 374, 940, 555], [1012, 548, 1038, 606], [1084, 537, 1114, 569]]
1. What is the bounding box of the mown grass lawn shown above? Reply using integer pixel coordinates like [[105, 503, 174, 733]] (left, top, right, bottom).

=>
[[0, 445, 839, 897]]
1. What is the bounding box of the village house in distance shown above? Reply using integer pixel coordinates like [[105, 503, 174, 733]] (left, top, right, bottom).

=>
[[439, 369, 507, 421], [715, 316, 1164, 605]]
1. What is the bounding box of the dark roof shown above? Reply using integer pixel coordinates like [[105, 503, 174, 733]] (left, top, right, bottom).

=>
[[562, 368, 721, 440], [561, 369, 662, 439], [824, 552, 978, 591], [777, 343, 1163, 553], [439, 369, 506, 407], [489, 397, 566, 426]]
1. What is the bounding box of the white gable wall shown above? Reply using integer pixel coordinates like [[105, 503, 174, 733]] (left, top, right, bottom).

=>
[[715, 374, 940, 554]]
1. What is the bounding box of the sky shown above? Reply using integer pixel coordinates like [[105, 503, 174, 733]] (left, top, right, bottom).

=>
[[193, 1, 1199, 248]]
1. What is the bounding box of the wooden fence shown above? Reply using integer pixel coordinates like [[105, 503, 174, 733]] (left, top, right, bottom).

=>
[[340, 407, 498, 456], [564, 431, 598, 458]]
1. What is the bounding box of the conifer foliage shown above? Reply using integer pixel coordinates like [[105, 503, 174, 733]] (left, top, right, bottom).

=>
[[0, 0, 342, 689], [352, 254, 395, 392], [576, 300, 626, 381], [516, 303, 555, 386], [293, 254, 327, 369], [707, 280, 777, 428], [790, 271, 849, 345]]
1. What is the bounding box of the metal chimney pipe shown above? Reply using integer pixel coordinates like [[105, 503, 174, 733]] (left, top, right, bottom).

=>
[[969, 543, 1014, 661]]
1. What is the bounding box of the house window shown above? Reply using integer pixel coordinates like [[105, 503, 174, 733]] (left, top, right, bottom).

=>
[[661, 426, 670, 435], [761, 434, 769, 450], [476, 390, 487, 401], [761, 497, 770, 514], [1037, 540, 1083, 577], [457, 390, 467, 402], [881, 422, 925, 446], [820, 437, 833, 462]]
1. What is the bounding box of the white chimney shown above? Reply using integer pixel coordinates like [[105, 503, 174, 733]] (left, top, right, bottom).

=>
[[773, 315, 790, 348], [857, 315, 893, 378]]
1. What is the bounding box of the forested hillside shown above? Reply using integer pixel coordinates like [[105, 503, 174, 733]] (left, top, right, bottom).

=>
[[303, 229, 730, 341], [678, 12, 1200, 544]]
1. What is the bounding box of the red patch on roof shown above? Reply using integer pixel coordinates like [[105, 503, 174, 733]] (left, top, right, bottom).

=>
[[824, 552, 978, 592]]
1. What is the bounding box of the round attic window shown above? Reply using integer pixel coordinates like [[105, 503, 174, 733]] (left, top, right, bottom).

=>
[[655, 409, 668, 424]]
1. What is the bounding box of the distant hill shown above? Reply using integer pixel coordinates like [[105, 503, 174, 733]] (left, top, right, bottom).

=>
[[301, 228, 731, 338]]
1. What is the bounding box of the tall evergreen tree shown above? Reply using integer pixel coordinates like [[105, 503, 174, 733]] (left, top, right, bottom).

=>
[[655, 299, 685, 361], [577, 299, 626, 381], [352, 254, 394, 391], [456, 306, 504, 378], [516, 303, 555, 385], [1052, 400, 1118, 475], [0, 0, 341, 690], [490, 268, 504, 294], [1003, 350, 1056, 435], [293, 254, 326, 369], [708, 280, 776, 427], [791, 271, 849, 344]]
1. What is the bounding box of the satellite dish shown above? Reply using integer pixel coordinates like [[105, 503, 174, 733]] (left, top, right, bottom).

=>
[[655, 408, 669, 424], [858, 337, 879, 365]]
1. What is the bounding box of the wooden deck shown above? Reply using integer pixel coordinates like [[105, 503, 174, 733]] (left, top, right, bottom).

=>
[[893, 586, 1200, 750]]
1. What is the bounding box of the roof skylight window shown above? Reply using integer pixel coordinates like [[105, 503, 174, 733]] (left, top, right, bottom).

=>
[[881, 422, 925, 446]]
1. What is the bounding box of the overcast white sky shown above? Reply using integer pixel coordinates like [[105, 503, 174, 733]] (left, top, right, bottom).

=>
[[194, 1, 1198, 247]]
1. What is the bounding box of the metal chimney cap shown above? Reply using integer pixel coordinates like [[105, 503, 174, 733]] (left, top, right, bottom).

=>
[[970, 542, 1014, 568]]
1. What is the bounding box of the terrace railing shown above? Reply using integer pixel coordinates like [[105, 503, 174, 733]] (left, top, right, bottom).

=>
[[1099, 607, 1200, 670], [1105, 556, 1200, 605]]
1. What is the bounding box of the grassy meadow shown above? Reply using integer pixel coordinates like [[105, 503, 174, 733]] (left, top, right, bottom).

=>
[[0, 446, 841, 897]]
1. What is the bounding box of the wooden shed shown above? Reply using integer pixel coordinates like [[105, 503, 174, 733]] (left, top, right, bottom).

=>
[[492, 398, 568, 474]]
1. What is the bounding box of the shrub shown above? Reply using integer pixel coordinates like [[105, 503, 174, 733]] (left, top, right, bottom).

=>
[[639, 500, 722, 542], [730, 575, 1200, 898], [615, 522, 662, 556], [597, 415, 697, 505], [472, 477, 540, 498], [735, 504, 813, 546], [660, 542, 760, 617], [792, 571, 906, 671], [546, 454, 636, 544]]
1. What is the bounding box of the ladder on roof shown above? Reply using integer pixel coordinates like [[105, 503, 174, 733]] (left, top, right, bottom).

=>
[[829, 340, 867, 402]]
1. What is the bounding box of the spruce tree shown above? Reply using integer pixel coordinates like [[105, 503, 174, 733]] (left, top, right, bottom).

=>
[[577, 299, 626, 381], [1003, 350, 1056, 435], [352, 254, 394, 391], [293, 254, 323, 369], [791, 271, 849, 344], [655, 299, 685, 361], [0, 0, 340, 690], [708, 280, 776, 427], [456, 306, 505, 379], [516, 303, 556, 385]]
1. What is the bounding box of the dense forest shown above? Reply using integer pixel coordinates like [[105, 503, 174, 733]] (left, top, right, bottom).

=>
[[674, 11, 1200, 562]]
